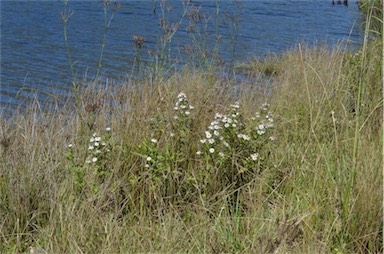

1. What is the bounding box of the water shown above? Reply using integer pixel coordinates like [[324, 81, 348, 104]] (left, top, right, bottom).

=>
[[1, 0, 364, 111]]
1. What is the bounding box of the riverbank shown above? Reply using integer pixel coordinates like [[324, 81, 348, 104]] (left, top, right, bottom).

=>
[[1, 33, 382, 253]]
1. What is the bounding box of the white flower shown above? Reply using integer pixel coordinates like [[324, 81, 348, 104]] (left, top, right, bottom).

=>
[[196, 151, 202, 155], [208, 139, 215, 144], [224, 123, 230, 128], [177, 92, 186, 98], [237, 133, 243, 139], [180, 105, 187, 109], [205, 131, 212, 138], [223, 141, 229, 147], [251, 153, 258, 161], [92, 157, 98, 162], [214, 125, 220, 130], [231, 102, 240, 109], [88, 146, 94, 150], [95, 137, 101, 142], [209, 148, 215, 153], [258, 124, 265, 130], [68, 144, 73, 148], [232, 124, 237, 128], [90, 138, 95, 142], [255, 112, 260, 118], [151, 138, 158, 143], [257, 130, 265, 135], [242, 135, 250, 141], [174, 106, 179, 110], [170, 133, 175, 137], [145, 164, 150, 168], [96, 150, 101, 154], [174, 116, 179, 120], [200, 139, 207, 144], [106, 127, 111, 131], [189, 105, 194, 109], [92, 133, 97, 137], [219, 152, 224, 157], [147, 156, 152, 161], [184, 111, 190, 115], [94, 142, 100, 147], [101, 142, 106, 146], [215, 113, 223, 119], [213, 130, 220, 136], [269, 136, 276, 141]]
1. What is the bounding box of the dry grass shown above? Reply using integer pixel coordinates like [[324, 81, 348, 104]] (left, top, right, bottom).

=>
[[1, 38, 382, 253]]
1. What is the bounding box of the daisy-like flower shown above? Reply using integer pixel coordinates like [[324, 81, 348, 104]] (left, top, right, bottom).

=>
[[94, 142, 100, 147], [213, 130, 220, 136], [196, 151, 202, 155], [151, 138, 158, 143], [88, 146, 94, 150], [95, 137, 101, 142], [251, 153, 258, 161], [180, 105, 187, 109], [242, 134, 250, 141], [177, 92, 186, 99], [257, 130, 265, 135], [90, 137, 95, 143], [92, 157, 98, 162], [269, 136, 276, 141], [219, 152, 224, 157], [205, 131, 212, 139], [174, 106, 179, 110], [224, 123, 230, 128], [189, 105, 194, 109], [237, 133, 244, 139], [68, 144, 73, 148], [106, 127, 111, 131], [170, 133, 175, 137], [184, 111, 190, 115], [200, 139, 207, 144], [231, 102, 240, 109], [209, 148, 215, 153], [147, 156, 152, 162], [258, 124, 265, 130], [208, 139, 215, 144]]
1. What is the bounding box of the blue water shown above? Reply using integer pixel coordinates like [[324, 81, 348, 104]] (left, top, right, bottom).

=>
[[0, 0, 364, 110]]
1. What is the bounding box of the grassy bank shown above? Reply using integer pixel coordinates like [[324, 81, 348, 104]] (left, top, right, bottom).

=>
[[1, 2, 383, 252], [1, 36, 382, 253]]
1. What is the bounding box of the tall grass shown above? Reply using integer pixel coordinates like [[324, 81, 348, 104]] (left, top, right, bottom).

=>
[[0, 2, 382, 254]]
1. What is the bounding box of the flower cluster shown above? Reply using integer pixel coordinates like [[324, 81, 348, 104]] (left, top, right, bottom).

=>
[[85, 127, 112, 174], [197, 102, 275, 171], [250, 103, 275, 140], [173, 92, 194, 121]]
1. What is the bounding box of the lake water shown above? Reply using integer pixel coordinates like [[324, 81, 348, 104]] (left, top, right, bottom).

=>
[[1, 0, 364, 111]]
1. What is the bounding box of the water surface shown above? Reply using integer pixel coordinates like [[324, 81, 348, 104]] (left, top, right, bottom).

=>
[[0, 0, 364, 110]]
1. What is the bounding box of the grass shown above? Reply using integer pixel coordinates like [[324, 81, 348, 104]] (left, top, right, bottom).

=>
[[1, 2, 382, 254]]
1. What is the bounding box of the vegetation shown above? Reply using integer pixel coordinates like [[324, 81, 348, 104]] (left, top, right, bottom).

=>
[[0, 1, 382, 253]]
